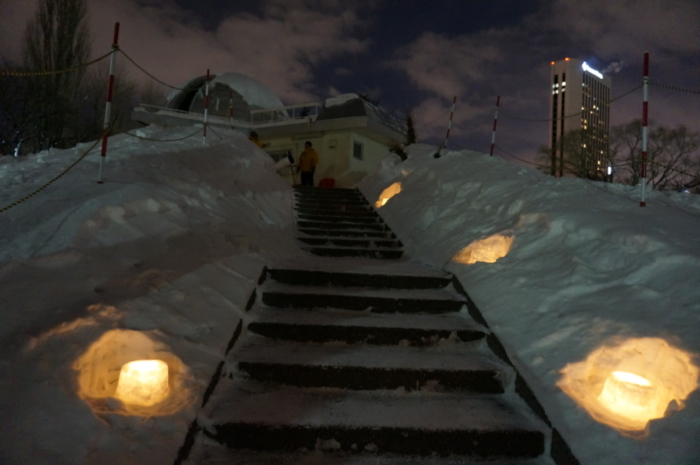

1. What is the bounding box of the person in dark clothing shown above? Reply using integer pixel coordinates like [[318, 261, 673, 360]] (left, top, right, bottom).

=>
[[297, 141, 319, 186]]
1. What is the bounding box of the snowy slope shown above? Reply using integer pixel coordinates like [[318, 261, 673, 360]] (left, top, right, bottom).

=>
[[0, 126, 303, 464], [358, 145, 700, 465]]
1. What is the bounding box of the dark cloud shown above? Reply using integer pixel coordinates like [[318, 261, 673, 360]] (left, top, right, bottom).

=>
[[0, 0, 373, 103], [1, 0, 698, 165], [388, 0, 700, 161]]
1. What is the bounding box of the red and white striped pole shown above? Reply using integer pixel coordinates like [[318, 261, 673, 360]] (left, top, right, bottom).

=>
[[640, 52, 649, 207], [97, 22, 120, 184], [489, 95, 500, 156], [436, 96, 457, 158]]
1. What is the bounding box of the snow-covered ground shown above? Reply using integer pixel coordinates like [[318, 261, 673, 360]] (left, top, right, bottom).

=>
[[359, 145, 700, 464], [0, 128, 698, 464]]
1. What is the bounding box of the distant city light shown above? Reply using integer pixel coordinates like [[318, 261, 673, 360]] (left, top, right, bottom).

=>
[[582, 62, 604, 79]]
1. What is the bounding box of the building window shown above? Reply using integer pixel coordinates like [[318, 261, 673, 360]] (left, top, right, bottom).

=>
[[353, 141, 364, 160]]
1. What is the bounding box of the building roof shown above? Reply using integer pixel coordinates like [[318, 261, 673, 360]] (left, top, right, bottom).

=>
[[167, 72, 284, 112], [318, 94, 406, 136]]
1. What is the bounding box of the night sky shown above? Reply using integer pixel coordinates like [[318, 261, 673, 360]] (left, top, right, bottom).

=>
[[1, 0, 699, 165]]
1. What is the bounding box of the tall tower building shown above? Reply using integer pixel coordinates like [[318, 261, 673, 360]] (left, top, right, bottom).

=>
[[549, 58, 612, 178]]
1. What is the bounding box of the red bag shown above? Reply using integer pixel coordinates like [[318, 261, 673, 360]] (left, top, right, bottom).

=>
[[318, 178, 335, 188]]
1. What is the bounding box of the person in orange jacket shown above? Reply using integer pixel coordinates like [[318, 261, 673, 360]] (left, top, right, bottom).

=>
[[248, 131, 265, 148], [297, 141, 319, 186]]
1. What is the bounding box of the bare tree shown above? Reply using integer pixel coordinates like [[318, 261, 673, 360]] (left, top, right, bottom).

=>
[[405, 112, 417, 145], [22, 0, 91, 152], [138, 80, 168, 108], [0, 64, 45, 156], [612, 120, 700, 191], [535, 129, 610, 180], [81, 63, 140, 141], [609, 120, 643, 185]]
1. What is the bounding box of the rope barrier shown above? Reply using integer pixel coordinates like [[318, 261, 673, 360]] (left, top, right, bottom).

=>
[[500, 109, 582, 123], [208, 126, 225, 140], [610, 84, 643, 102], [0, 51, 113, 77], [650, 81, 700, 95], [118, 48, 183, 90], [494, 144, 548, 168], [122, 127, 203, 142], [0, 137, 102, 213]]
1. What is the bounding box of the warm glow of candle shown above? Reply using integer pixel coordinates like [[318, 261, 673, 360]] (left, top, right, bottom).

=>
[[375, 182, 401, 208], [558, 338, 699, 434], [598, 371, 659, 421], [452, 234, 514, 264], [115, 360, 170, 407]]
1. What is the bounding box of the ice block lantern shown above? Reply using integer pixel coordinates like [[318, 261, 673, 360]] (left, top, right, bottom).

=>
[[115, 360, 170, 406], [452, 234, 514, 264], [375, 182, 401, 208], [598, 371, 659, 421], [559, 338, 699, 434]]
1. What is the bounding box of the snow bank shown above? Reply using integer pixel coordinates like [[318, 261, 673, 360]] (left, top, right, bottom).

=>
[[358, 144, 700, 464], [0, 126, 303, 464]]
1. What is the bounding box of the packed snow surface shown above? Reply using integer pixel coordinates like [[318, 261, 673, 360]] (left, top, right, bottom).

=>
[[0, 129, 698, 464]]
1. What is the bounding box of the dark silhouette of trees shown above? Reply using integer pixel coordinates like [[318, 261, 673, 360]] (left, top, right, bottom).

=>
[[405, 112, 417, 145], [22, 0, 91, 153], [388, 112, 418, 162], [536, 129, 611, 180], [1, 0, 169, 157], [611, 120, 700, 191], [536, 119, 700, 191]]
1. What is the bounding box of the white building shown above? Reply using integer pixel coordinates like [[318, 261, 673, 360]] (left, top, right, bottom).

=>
[[548, 58, 612, 178], [132, 73, 406, 187]]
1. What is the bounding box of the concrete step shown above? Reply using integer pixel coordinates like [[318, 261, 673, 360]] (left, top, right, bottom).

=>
[[297, 204, 372, 213], [202, 381, 547, 458], [297, 237, 401, 249], [234, 337, 510, 393], [186, 446, 556, 465], [265, 268, 450, 289], [294, 187, 362, 196], [297, 213, 382, 224], [261, 283, 465, 313], [297, 228, 395, 239], [295, 199, 370, 208], [247, 307, 485, 345], [303, 247, 403, 259], [297, 208, 378, 218], [297, 220, 388, 231], [295, 188, 365, 196], [296, 194, 366, 203], [294, 186, 358, 192]]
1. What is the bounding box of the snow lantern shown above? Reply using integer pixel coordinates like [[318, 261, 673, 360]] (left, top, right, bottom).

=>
[[452, 233, 514, 264], [73, 329, 195, 416], [115, 360, 170, 407], [375, 182, 401, 208], [597, 371, 659, 421], [558, 338, 699, 435]]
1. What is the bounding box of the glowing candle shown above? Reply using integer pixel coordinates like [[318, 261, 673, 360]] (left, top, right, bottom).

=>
[[598, 371, 659, 421], [115, 360, 169, 406], [375, 182, 402, 208]]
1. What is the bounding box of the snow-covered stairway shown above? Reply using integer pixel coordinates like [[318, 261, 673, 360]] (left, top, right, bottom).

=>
[[186, 260, 557, 464], [294, 186, 403, 259]]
